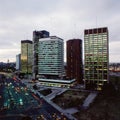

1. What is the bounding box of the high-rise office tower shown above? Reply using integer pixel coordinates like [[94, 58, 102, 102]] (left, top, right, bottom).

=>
[[67, 39, 83, 84], [38, 36, 64, 79], [21, 40, 33, 74], [84, 27, 109, 90], [33, 30, 49, 79]]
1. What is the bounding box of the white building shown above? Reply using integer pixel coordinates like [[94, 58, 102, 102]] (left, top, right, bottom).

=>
[[16, 54, 21, 71], [38, 36, 64, 79]]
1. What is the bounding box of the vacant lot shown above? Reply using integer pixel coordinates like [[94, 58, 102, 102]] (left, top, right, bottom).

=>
[[39, 88, 52, 96], [52, 90, 89, 109]]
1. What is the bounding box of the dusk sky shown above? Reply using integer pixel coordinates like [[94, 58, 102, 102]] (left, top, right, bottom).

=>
[[0, 0, 120, 63]]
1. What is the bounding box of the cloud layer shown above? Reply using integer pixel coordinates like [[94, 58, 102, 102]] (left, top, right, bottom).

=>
[[0, 0, 120, 63]]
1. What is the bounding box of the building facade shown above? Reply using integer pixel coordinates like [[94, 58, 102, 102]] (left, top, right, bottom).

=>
[[21, 40, 33, 74], [38, 78, 76, 88], [84, 27, 109, 90], [38, 36, 64, 79], [16, 54, 21, 71], [67, 39, 83, 84], [33, 30, 49, 79]]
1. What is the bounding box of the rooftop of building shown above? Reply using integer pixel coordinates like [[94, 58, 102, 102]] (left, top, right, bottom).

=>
[[84, 27, 108, 34], [67, 39, 82, 43], [21, 40, 32, 44], [38, 78, 76, 84], [39, 36, 63, 41]]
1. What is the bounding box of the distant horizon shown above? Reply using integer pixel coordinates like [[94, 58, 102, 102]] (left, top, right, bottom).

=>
[[0, 61, 120, 64]]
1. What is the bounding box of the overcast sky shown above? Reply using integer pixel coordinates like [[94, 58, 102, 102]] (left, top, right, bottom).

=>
[[0, 0, 120, 63]]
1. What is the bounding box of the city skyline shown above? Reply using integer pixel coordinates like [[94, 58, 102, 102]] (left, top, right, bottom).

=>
[[0, 0, 120, 63]]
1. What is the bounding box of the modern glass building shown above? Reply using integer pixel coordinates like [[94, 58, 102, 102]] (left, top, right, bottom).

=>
[[84, 27, 109, 90], [32, 30, 49, 79], [38, 36, 64, 79], [67, 39, 83, 84], [21, 40, 33, 74]]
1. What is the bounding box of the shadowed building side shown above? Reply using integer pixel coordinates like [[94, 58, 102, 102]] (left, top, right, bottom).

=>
[[32, 30, 49, 79], [66, 39, 83, 84]]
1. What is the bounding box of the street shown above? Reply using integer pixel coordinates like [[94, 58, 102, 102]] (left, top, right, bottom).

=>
[[0, 75, 69, 120]]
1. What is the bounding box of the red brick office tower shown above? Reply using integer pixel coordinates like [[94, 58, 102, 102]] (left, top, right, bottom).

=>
[[67, 39, 83, 84]]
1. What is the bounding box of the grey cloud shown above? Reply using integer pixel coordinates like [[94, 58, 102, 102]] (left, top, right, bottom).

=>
[[0, 0, 120, 62], [0, 0, 59, 19]]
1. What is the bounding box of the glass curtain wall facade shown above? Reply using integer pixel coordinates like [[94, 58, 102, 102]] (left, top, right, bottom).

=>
[[21, 40, 33, 74], [38, 36, 64, 79], [33, 30, 49, 79], [84, 27, 109, 90]]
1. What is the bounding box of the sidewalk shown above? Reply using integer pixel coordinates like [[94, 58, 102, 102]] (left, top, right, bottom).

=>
[[82, 92, 98, 109], [64, 108, 78, 114], [46, 88, 67, 100], [36, 91, 77, 120], [22, 80, 78, 120]]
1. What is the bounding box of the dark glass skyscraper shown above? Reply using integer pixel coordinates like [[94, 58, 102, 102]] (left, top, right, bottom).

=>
[[33, 30, 49, 79], [84, 27, 109, 90], [67, 39, 83, 84]]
